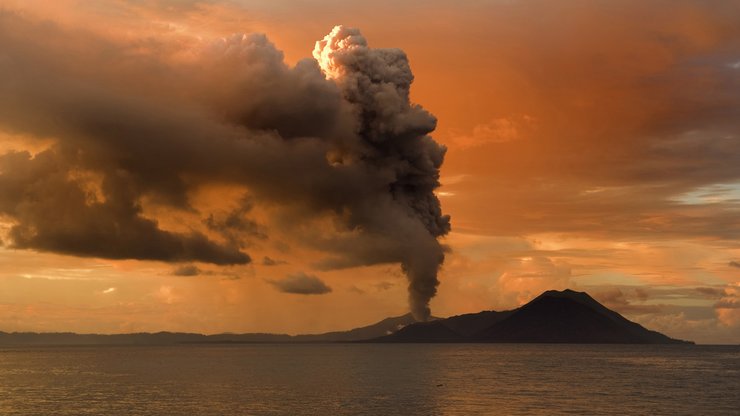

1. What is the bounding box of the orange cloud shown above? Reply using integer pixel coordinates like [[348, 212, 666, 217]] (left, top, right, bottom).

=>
[[0, 0, 738, 343]]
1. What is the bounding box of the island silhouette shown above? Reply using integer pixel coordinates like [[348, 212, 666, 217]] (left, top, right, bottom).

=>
[[0, 289, 692, 345], [374, 289, 691, 344]]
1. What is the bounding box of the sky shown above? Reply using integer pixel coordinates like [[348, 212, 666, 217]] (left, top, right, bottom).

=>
[[0, 0, 738, 344]]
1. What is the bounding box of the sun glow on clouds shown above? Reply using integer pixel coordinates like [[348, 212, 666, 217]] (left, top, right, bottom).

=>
[[673, 183, 740, 205], [0, 0, 738, 343]]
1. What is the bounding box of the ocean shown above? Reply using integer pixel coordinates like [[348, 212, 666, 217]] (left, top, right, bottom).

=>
[[0, 344, 738, 415]]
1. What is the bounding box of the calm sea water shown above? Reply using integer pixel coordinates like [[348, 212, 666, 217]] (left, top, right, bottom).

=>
[[0, 344, 738, 415]]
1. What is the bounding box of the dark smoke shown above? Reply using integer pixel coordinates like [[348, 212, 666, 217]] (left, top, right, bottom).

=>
[[313, 26, 450, 319], [0, 15, 448, 319]]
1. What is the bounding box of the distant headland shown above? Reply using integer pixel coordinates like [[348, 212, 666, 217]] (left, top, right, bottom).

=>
[[0, 290, 692, 346]]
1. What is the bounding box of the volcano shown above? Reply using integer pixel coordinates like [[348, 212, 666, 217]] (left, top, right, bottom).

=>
[[372, 289, 692, 344]]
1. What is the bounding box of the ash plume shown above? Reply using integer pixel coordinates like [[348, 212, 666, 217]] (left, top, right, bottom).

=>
[[313, 26, 450, 319], [0, 15, 448, 320]]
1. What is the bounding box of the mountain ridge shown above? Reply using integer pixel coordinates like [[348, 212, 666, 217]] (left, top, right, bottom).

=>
[[0, 290, 693, 345], [0, 314, 420, 346]]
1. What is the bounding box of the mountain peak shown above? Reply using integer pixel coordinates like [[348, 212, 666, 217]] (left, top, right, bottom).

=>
[[543, 288, 581, 295], [538, 288, 591, 300], [373, 289, 692, 344]]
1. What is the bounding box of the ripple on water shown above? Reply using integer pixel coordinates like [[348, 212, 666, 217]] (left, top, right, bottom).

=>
[[0, 344, 738, 415]]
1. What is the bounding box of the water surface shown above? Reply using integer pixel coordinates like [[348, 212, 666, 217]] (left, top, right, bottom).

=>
[[0, 344, 738, 415]]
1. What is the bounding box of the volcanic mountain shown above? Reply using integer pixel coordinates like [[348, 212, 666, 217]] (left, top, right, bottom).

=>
[[372, 289, 692, 344], [0, 290, 691, 345]]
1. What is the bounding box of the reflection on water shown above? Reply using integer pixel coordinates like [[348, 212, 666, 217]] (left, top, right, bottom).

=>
[[0, 344, 738, 415]]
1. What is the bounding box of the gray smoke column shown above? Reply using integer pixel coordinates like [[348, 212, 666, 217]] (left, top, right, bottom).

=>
[[314, 26, 450, 320]]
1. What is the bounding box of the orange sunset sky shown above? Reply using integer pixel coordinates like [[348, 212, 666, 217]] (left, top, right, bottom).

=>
[[0, 0, 738, 344]]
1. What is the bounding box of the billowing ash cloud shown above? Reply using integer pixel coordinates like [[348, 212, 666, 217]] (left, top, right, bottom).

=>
[[269, 272, 332, 295], [0, 149, 250, 265], [312, 26, 450, 319], [0, 15, 448, 320]]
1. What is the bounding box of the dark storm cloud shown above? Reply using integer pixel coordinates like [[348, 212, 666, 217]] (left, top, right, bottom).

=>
[[268, 272, 332, 295], [0, 150, 249, 264], [172, 264, 202, 276], [0, 14, 448, 318]]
